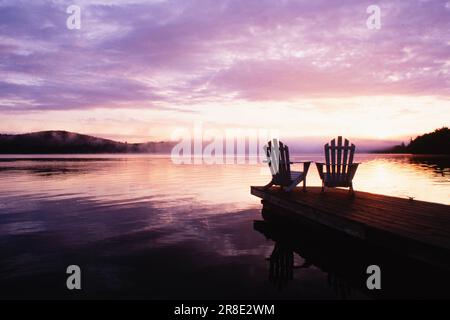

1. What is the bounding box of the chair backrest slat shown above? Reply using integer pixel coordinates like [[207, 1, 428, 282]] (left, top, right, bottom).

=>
[[279, 141, 289, 180], [266, 140, 273, 173], [342, 138, 349, 175], [349, 144, 355, 166], [337, 136, 342, 177], [330, 138, 336, 179], [325, 143, 331, 175], [284, 144, 291, 177]]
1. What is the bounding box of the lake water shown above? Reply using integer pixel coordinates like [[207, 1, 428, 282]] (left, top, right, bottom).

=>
[[0, 154, 449, 299]]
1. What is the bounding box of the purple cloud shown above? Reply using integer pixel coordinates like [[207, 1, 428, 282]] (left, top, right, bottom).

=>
[[0, 0, 449, 112]]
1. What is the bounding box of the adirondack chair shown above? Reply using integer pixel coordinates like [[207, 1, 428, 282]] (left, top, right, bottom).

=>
[[263, 139, 311, 192], [316, 136, 359, 195]]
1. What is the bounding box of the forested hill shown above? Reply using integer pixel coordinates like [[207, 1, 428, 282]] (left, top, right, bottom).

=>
[[374, 127, 450, 154], [0, 131, 175, 154]]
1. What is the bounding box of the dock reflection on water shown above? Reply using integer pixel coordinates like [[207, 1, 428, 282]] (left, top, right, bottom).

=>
[[254, 205, 450, 299]]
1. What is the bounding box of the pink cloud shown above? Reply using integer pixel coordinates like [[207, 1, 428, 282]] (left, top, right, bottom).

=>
[[0, 0, 448, 111]]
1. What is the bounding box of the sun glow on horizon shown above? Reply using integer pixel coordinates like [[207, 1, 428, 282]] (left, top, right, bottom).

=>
[[1, 95, 448, 144], [0, 0, 449, 143]]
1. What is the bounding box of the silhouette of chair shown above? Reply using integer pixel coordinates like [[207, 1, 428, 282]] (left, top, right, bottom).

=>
[[316, 136, 359, 195], [263, 139, 311, 192]]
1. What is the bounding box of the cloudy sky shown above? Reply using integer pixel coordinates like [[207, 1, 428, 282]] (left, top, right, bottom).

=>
[[0, 0, 449, 143]]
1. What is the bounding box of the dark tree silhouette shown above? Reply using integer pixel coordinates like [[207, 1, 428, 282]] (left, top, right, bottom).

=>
[[0, 131, 175, 154], [375, 127, 450, 155], [407, 127, 450, 154]]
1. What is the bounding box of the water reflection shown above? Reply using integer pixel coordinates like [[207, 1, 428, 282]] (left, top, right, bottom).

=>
[[0, 154, 448, 207], [255, 205, 450, 299], [267, 241, 312, 291], [408, 155, 450, 176], [0, 154, 449, 299]]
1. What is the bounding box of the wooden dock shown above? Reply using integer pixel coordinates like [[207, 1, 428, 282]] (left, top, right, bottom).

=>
[[251, 186, 450, 270]]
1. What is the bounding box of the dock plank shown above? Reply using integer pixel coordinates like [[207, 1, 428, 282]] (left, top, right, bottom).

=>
[[251, 186, 450, 269]]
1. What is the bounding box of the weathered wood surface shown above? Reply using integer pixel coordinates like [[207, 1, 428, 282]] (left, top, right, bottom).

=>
[[251, 186, 450, 269]]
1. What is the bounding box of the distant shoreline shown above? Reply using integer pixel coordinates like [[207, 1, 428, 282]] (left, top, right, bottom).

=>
[[0, 130, 175, 154], [1, 128, 448, 155]]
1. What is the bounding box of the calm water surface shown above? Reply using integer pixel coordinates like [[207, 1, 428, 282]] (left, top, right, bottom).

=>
[[0, 154, 449, 299]]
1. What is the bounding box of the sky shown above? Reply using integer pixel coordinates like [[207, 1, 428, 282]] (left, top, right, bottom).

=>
[[0, 0, 449, 146]]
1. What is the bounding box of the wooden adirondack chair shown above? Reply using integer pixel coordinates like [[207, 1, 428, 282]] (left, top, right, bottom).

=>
[[316, 136, 359, 195], [263, 139, 311, 192]]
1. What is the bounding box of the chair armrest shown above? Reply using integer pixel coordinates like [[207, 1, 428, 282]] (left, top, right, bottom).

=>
[[290, 161, 312, 174], [315, 162, 325, 180], [348, 163, 359, 180], [303, 161, 311, 174]]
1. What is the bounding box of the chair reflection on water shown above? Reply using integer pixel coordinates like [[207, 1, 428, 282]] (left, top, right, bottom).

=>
[[255, 218, 353, 298], [267, 241, 311, 291]]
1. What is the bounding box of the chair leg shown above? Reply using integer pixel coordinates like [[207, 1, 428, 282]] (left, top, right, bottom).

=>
[[321, 182, 325, 193], [303, 179, 307, 192], [349, 183, 355, 197]]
